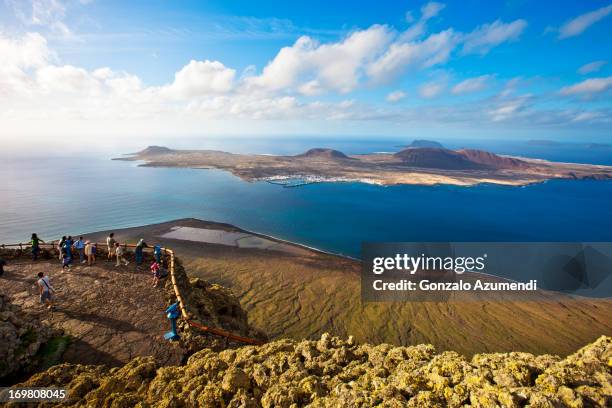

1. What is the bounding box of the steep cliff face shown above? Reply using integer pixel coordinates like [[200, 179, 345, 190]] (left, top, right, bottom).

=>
[[14, 334, 611, 407], [0, 294, 55, 381], [164, 260, 266, 354]]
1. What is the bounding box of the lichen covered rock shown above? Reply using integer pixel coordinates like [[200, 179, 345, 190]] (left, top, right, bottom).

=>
[[12, 335, 611, 407], [0, 294, 55, 380]]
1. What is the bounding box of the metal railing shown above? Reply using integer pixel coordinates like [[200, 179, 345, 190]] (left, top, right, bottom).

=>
[[1, 241, 263, 346]]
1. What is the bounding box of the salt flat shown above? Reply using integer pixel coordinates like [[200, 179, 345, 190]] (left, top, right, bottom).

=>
[[159, 225, 305, 254]]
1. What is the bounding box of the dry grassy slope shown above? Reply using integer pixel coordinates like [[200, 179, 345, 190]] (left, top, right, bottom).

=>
[[182, 248, 612, 357]]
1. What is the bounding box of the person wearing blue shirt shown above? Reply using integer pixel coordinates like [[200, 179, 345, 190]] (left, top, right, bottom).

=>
[[154, 245, 162, 264], [74, 236, 86, 264], [63, 236, 74, 266]]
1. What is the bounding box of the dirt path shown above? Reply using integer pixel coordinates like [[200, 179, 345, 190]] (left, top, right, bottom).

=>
[[1, 257, 184, 368]]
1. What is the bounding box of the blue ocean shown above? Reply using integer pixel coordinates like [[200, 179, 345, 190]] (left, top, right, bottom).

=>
[[1, 138, 611, 260]]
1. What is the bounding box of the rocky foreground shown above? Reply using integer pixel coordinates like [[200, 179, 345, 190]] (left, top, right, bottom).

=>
[[14, 334, 611, 407], [0, 294, 55, 380]]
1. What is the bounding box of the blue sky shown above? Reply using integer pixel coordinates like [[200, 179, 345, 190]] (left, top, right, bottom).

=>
[[1, 0, 611, 150]]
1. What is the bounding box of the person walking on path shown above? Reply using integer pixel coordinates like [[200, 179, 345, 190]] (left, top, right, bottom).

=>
[[85, 241, 96, 266], [61, 252, 71, 271], [31, 233, 44, 261], [115, 242, 129, 267], [106, 233, 116, 262], [37, 272, 55, 310], [150, 260, 161, 287], [74, 236, 86, 264], [0, 258, 6, 277], [135, 239, 148, 268]]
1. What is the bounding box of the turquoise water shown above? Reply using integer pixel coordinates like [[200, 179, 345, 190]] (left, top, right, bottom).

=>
[[1, 139, 611, 259]]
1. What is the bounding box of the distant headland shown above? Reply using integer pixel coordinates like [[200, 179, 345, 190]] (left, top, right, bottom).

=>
[[114, 142, 612, 187]]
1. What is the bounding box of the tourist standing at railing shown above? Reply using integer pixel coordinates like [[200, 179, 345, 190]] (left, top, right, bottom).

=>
[[74, 236, 86, 264], [106, 233, 116, 262], [135, 239, 148, 268], [115, 242, 129, 267], [154, 245, 162, 264], [58, 236, 66, 260], [63, 236, 74, 266], [85, 241, 96, 266], [31, 233, 44, 261]]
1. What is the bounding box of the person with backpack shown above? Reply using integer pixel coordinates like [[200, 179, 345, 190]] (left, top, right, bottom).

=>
[[37, 272, 55, 310], [31, 233, 45, 261]]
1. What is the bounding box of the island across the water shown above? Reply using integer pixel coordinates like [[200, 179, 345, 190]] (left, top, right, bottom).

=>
[[114, 143, 612, 187]]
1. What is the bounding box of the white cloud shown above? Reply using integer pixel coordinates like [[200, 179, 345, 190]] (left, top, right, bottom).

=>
[[558, 4, 612, 39], [0, 32, 52, 96], [577, 60, 607, 75], [386, 90, 406, 102], [559, 76, 612, 96], [451, 75, 491, 94], [488, 96, 530, 122], [421, 2, 445, 19], [462, 19, 527, 55], [106, 74, 143, 96], [297, 80, 324, 96], [240, 6, 525, 95], [0, 32, 51, 69], [246, 25, 392, 94], [400, 1, 446, 41], [367, 29, 457, 82], [7, 0, 78, 39], [161, 60, 236, 98], [419, 80, 445, 98], [245, 3, 461, 93], [572, 111, 603, 122], [36, 64, 101, 94]]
